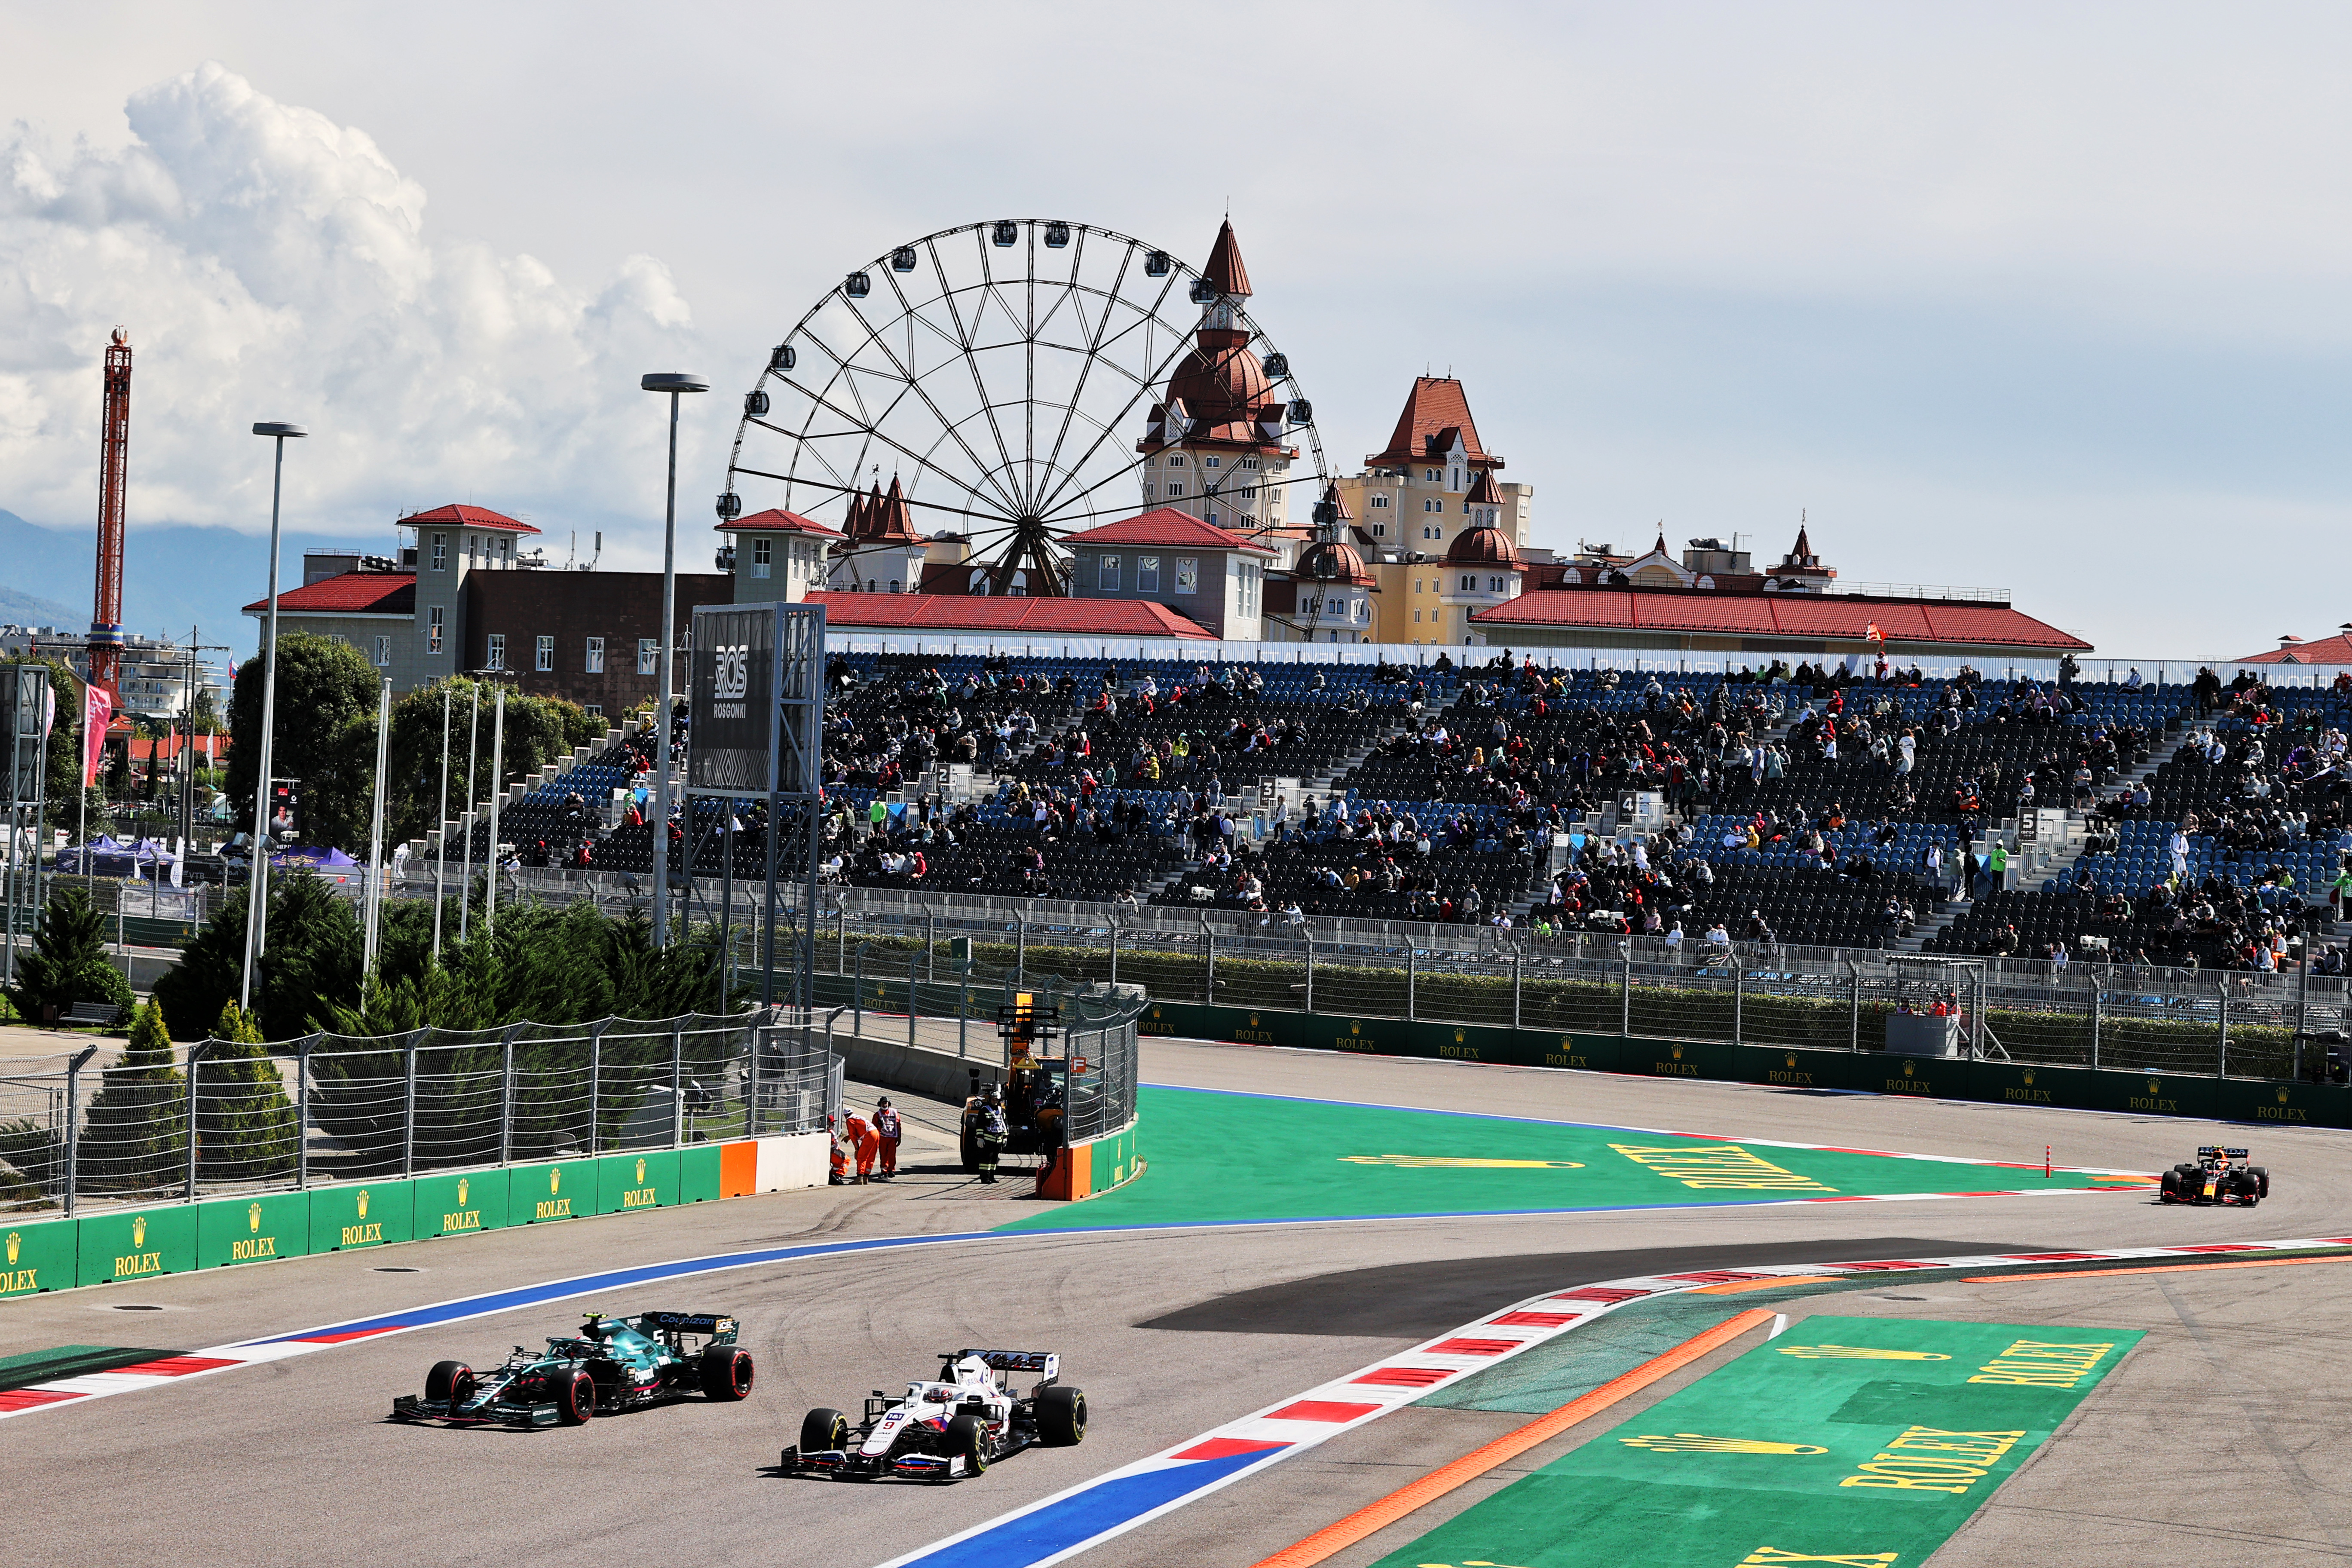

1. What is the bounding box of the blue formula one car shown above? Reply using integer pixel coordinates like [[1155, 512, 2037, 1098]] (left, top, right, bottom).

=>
[[392, 1310, 754, 1428]]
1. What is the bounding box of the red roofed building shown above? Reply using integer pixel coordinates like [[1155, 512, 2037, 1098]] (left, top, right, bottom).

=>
[[1133, 220, 1303, 560], [1467, 524, 2088, 659], [2233, 630, 2352, 665], [1062, 507, 1272, 640], [805, 592, 1214, 640], [717, 508, 840, 603]]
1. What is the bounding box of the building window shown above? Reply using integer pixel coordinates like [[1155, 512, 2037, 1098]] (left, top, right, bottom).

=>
[[585, 637, 605, 674], [1166, 454, 1187, 466], [1142, 483, 1155, 498], [1167, 483, 1184, 497], [1424, 499, 1442, 513], [1354, 598, 1369, 621], [1099, 554, 1121, 591], [1414, 609, 1422, 623], [374, 636, 390, 668], [1138, 555, 1160, 592], [536, 635, 554, 671], [1370, 522, 1385, 536], [753, 538, 772, 579], [1490, 576, 1505, 592], [1174, 557, 1197, 595], [485, 633, 505, 670], [1460, 574, 1477, 591], [637, 638, 657, 674], [430, 535, 447, 571], [326, 633, 348, 647], [1369, 493, 1389, 508], [1204, 456, 1220, 469], [1424, 467, 1442, 481], [584, 704, 603, 718], [1241, 456, 1260, 469], [427, 606, 444, 653]]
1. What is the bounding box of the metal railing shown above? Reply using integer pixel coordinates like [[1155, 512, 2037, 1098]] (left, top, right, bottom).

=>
[[810, 890, 2341, 1085], [0, 1007, 831, 1216]]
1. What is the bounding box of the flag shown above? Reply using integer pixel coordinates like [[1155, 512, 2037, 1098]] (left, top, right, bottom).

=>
[[1865, 622, 1885, 645], [82, 683, 112, 787]]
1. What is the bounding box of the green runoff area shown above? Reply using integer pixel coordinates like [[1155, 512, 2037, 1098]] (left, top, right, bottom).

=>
[[1379, 1314, 2143, 1568], [994, 1086, 2142, 1232]]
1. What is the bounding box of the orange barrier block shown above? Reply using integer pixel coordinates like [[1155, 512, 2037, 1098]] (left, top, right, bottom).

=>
[[718, 1140, 759, 1199]]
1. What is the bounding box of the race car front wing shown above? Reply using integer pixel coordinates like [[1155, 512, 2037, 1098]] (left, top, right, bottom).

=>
[[391, 1393, 562, 1429], [781, 1445, 973, 1480]]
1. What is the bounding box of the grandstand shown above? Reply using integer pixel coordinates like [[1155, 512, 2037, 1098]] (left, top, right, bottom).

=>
[[402, 648, 2349, 974]]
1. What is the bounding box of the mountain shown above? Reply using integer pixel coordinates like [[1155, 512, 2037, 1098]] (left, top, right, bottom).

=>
[[0, 508, 383, 658]]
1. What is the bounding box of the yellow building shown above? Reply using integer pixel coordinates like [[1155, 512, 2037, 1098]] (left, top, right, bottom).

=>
[[1331, 376, 1533, 643]]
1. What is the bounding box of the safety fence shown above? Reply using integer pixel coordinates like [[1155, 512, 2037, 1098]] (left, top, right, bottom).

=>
[[0, 1008, 833, 1219], [810, 970, 1143, 1148], [813, 893, 2344, 1086]]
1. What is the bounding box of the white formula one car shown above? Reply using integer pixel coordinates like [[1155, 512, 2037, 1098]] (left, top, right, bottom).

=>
[[783, 1349, 1085, 1481]]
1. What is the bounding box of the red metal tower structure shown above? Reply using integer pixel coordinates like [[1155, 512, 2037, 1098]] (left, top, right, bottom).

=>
[[90, 327, 132, 697]]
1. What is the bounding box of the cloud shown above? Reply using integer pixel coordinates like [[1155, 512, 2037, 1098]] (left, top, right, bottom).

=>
[[0, 62, 701, 559]]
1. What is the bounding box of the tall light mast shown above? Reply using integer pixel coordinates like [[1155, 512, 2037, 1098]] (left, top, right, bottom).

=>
[[90, 327, 132, 698]]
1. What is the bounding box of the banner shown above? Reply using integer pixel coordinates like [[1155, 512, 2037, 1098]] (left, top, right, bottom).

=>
[[82, 683, 111, 787], [687, 604, 777, 795]]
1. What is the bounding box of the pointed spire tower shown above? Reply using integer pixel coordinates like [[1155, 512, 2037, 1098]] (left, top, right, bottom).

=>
[[1133, 218, 1300, 552], [828, 476, 928, 594]]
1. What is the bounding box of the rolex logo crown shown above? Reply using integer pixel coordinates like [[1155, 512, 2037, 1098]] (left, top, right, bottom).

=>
[[1621, 1433, 1828, 1455]]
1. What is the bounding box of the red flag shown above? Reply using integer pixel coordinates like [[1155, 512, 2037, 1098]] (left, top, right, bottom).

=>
[[1865, 622, 1885, 645], [82, 683, 112, 786]]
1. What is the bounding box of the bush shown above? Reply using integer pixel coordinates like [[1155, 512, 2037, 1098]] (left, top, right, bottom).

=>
[[4, 889, 132, 1026], [197, 1003, 297, 1181]]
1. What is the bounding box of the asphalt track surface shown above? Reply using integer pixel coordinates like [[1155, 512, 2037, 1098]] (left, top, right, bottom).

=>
[[8, 1040, 2352, 1568]]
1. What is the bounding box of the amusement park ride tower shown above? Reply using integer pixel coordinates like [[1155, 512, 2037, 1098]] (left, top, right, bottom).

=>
[[89, 327, 133, 700]]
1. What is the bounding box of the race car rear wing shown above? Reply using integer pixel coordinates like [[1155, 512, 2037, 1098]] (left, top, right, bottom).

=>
[[2197, 1146, 2251, 1160], [640, 1312, 739, 1336], [945, 1348, 1059, 1381]]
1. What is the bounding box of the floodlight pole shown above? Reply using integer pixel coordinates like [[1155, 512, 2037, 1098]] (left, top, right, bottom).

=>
[[239, 422, 306, 1010], [641, 372, 708, 948], [362, 677, 390, 974]]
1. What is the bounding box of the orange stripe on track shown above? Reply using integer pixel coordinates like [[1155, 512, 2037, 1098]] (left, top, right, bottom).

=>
[[1691, 1274, 1841, 1295], [1246, 1308, 1776, 1568], [1965, 1254, 2352, 1283]]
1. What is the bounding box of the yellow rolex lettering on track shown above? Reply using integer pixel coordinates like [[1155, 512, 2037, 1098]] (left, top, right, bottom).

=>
[[1966, 1341, 2119, 1388], [1608, 1143, 1837, 1192]]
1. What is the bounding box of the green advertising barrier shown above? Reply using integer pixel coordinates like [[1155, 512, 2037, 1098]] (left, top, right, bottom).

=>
[[2209, 1075, 2349, 1129], [1968, 1059, 2094, 1112], [508, 1159, 596, 1224], [197, 1191, 310, 1269], [1732, 1044, 1851, 1091], [1223, 1006, 1295, 1048], [413, 1168, 508, 1238], [595, 1150, 679, 1215], [1627, 1035, 1735, 1083], [680, 1145, 722, 1204], [76, 1206, 199, 1287], [310, 1180, 415, 1252], [1531, 1032, 1622, 1073], [1087, 1124, 1140, 1191], [1, 1216, 78, 1298]]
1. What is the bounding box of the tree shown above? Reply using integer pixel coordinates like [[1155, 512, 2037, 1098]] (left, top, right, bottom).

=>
[[197, 1002, 297, 1181], [4, 888, 133, 1025], [224, 631, 380, 848], [151, 872, 362, 1042], [380, 677, 604, 848], [83, 999, 187, 1192]]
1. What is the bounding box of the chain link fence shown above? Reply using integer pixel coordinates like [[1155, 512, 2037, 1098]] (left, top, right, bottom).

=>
[[0, 1008, 832, 1217], [814, 888, 2345, 1084]]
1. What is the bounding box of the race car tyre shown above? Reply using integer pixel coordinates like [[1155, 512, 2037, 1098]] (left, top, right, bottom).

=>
[[701, 1346, 755, 1401], [2158, 1172, 2178, 1203], [801, 1407, 849, 1454], [2253, 1166, 2271, 1199], [1036, 1384, 1086, 1446], [948, 1413, 990, 1474], [426, 1360, 475, 1405], [555, 1367, 597, 1425]]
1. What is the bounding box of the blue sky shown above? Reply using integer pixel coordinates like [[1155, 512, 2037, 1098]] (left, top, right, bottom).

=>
[[2, 1, 2347, 660]]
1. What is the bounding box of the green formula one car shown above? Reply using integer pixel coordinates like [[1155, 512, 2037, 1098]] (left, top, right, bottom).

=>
[[392, 1310, 754, 1428]]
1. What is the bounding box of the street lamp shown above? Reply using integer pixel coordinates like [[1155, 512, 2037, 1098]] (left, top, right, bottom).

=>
[[240, 420, 307, 1012], [640, 372, 707, 947]]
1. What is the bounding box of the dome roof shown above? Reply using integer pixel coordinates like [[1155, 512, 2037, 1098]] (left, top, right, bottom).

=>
[[1446, 521, 1519, 568], [1165, 331, 1272, 429], [1298, 537, 1372, 585]]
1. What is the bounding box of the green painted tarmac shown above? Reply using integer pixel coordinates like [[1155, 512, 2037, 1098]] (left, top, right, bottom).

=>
[[997, 1087, 2141, 1232], [1377, 1314, 2143, 1568]]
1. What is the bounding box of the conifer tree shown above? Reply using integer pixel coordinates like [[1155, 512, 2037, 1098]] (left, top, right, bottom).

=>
[[198, 1001, 297, 1181], [4, 888, 134, 1025], [83, 998, 187, 1192]]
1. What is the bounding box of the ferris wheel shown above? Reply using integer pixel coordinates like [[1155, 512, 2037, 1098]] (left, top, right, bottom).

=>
[[718, 218, 1329, 596]]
